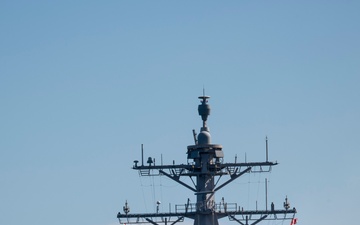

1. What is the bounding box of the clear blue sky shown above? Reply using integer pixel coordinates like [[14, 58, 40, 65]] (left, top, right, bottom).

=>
[[1, 1, 359, 225]]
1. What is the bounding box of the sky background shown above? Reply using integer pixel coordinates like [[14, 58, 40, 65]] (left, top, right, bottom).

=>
[[1, 1, 359, 225]]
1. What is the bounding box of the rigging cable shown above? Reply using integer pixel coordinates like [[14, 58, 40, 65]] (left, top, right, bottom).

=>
[[139, 174, 148, 212], [151, 175, 156, 212], [247, 170, 251, 208], [159, 174, 164, 212], [256, 171, 262, 209]]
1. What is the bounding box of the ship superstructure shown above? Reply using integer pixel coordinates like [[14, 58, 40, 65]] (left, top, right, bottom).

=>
[[117, 95, 297, 225]]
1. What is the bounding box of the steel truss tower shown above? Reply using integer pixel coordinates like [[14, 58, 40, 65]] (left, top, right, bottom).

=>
[[117, 95, 297, 225]]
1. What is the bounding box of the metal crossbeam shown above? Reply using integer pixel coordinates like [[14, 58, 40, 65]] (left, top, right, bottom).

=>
[[214, 167, 251, 192], [117, 208, 296, 224], [159, 170, 197, 192]]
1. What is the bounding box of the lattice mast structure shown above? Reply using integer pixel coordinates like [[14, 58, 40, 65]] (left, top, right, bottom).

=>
[[117, 95, 297, 225]]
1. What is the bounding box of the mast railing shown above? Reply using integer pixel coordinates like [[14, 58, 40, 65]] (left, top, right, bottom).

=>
[[133, 161, 277, 177]]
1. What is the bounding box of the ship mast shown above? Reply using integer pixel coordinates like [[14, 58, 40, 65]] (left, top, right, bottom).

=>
[[117, 95, 297, 225]]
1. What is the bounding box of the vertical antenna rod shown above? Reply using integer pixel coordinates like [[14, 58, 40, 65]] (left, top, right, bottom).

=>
[[141, 144, 144, 166], [266, 136, 269, 162]]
